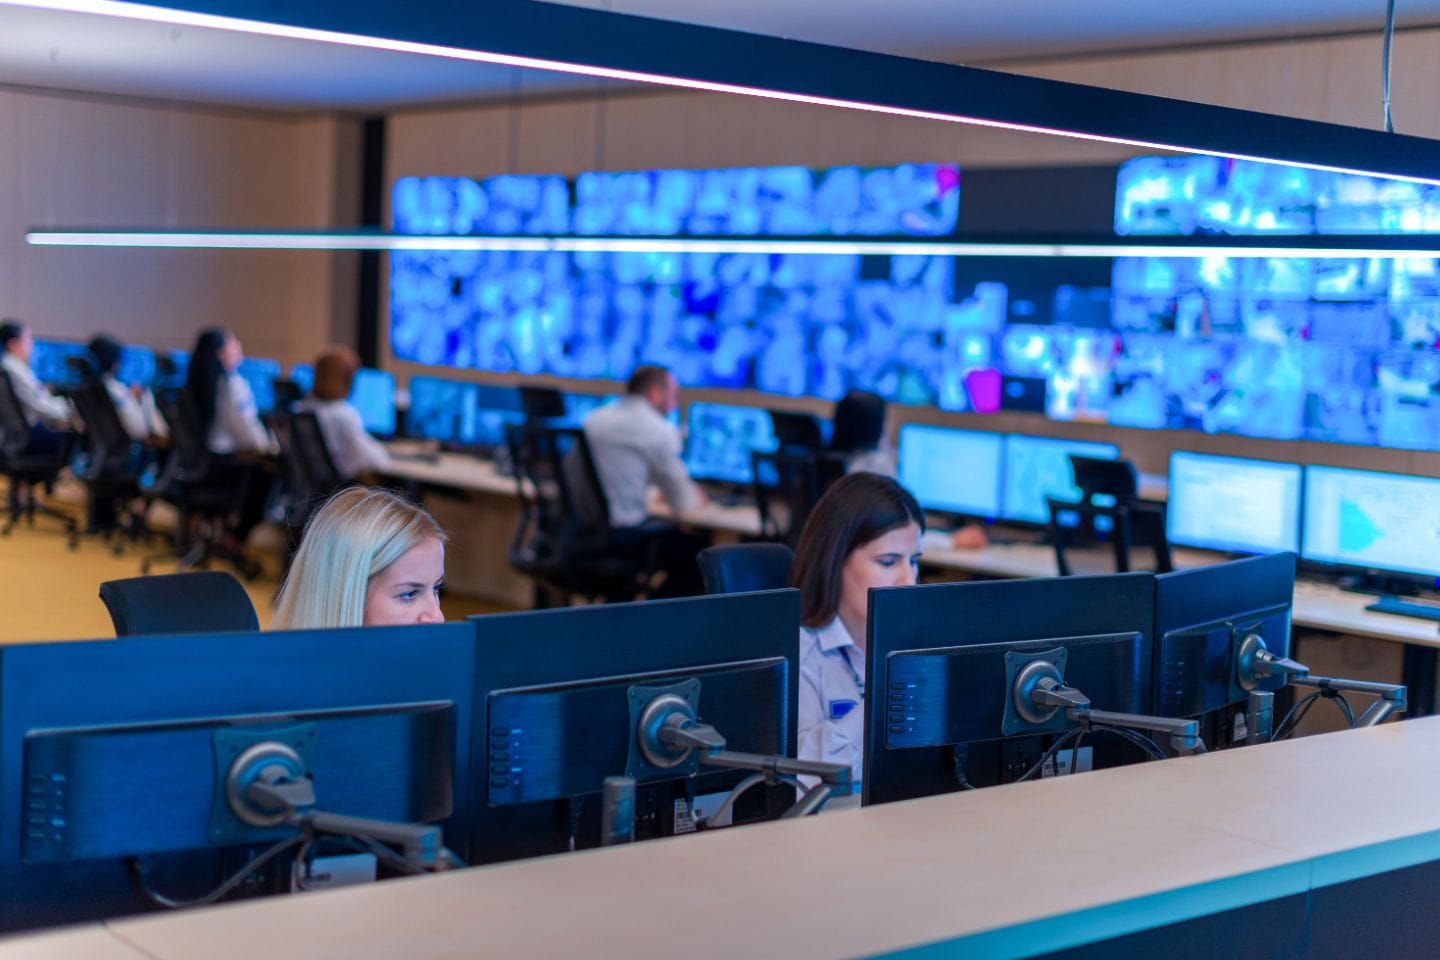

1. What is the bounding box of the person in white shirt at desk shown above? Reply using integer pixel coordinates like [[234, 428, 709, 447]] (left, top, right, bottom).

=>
[[583, 364, 709, 597], [87, 335, 166, 441], [295, 345, 390, 481], [187, 327, 276, 545], [0, 319, 73, 453], [788, 472, 925, 795]]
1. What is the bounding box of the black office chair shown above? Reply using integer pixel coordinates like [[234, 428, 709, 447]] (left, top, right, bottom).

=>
[[752, 448, 822, 545], [697, 543, 794, 595], [1047, 455, 1171, 576], [519, 385, 568, 422], [142, 390, 260, 579], [98, 571, 260, 636], [68, 378, 150, 554], [0, 369, 78, 547], [272, 410, 346, 564], [768, 409, 825, 450], [505, 423, 658, 606]]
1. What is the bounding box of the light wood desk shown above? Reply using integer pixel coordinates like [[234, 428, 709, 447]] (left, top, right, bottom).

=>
[[9, 718, 1439, 960]]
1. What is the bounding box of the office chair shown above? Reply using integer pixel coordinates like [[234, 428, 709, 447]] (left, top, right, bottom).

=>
[[272, 410, 346, 570], [99, 570, 259, 636], [0, 369, 78, 547], [68, 379, 150, 554], [505, 423, 659, 606], [519, 385, 568, 422], [1047, 455, 1171, 576], [769, 409, 825, 450], [752, 448, 823, 545], [697, 542, 794, 595], [141, 390, 260, 579]]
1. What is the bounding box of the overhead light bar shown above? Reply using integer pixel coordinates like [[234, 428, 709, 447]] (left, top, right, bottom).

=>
[[6, 0, 1440, 186], [25, 230, 1440, 259]]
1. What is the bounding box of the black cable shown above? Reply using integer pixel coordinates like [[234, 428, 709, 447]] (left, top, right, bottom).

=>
[[1013, 728, 1085, 783], [1272, 691, 1324, 742], [1090, 723, 1169, 762], [1070, 728, 1085, 776], [1332, 691, 1357, 728], [130, 834, 305, 909], [1382, 0, 1398, 132]]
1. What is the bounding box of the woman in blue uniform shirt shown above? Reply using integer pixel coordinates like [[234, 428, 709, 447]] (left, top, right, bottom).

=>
[[788, 472, 924, 793]]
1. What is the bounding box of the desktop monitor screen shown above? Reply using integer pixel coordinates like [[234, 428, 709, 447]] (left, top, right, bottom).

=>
[[0, 622, 478, 933], [470, 383, 525, 447], [351, 369, 398, 437], [116, 346, 156, 388], [406, 376, 480, 445], [1302, 466, 1440, 580], [896, 424, 1003, 518], [29, 340, 87, 387], [155, 350, 189, 389], [468, 591, 801, 865], [864, 573, 1155, 806], [683, 402, 777, 485], [288, 363, 314, 395], [237, 357, 282, 414], [1001, 434, 1120, 524], [1153, 553, 1295, 722], [1167, 452, 1302, 555]]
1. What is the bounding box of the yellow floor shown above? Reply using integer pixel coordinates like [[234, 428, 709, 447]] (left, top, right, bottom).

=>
[[0, 490, 509, 643]]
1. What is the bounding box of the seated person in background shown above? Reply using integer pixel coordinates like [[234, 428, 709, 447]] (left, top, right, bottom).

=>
[[0, 318, 73, 452], [272, 485, 446, 629], [87, 335, 166, 441], [830, 388, 987, 550], [583, 364, 708, 598], [295, 345, 390, 480], [789, 472, 924, 793], [186, 327, 275, 544]]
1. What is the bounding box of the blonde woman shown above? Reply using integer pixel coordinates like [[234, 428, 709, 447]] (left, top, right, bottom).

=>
[[273, 486, 447, 629]]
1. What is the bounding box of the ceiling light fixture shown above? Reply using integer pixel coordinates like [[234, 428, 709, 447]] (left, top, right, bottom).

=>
[[7, 0, 1440, 186]]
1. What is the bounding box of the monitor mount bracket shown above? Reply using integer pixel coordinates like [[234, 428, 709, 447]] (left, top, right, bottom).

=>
[[1235, 633, 1407, 728], [1012, 660, 1207, 756]]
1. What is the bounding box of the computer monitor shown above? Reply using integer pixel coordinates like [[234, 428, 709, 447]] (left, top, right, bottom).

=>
[[1167, 452, 1302, 555], [1001, 434, 1120, 524], [404, 376, 485, 447], [29, 339, 87, 388], [0, 623, 477, 932], [683, 402, 777, 485], [155, 350, 189, 390], [1153, 553, 1295, 725], [467, 591, 803, 865], [116, 346, 156, 388], [562, 391, 616, 425], [351, 369, 398, 437], [237, 357, 282, 414], [1302, 466, 1440, 584], [864, 573, 1156, 806], [288, 363, 314, 395], [896, 424, 1003, 518], [470, 383, 525, 447]]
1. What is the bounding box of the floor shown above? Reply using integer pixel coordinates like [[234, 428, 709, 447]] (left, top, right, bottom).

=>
[[0, 482, 510, 644]]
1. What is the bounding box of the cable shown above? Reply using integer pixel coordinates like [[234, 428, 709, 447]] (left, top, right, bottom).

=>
[[699, 772, 767, 828], [1088, 723, 1169, 762], [130, 834, 306, 909], [1331, 691, 1357, 728], [1272, 691, 1324, 742], [1013, 728, 1085, 783], [1382, 0, 1398, 132]]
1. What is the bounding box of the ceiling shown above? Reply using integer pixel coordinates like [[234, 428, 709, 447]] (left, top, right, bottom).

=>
[[0, 0, 1435, 113]]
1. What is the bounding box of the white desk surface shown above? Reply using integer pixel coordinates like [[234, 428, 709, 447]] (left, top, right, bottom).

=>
[[0, 718, 1426, 960], [380, 449, 516, 497]]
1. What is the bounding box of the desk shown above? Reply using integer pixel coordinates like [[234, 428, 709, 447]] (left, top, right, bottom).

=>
[[9, 718, 1440, 959]]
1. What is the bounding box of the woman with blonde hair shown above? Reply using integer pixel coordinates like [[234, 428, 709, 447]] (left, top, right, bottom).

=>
[[273, 486, 447, 629]]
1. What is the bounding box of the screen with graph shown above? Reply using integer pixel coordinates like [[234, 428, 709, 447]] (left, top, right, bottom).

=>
[[1301, 465, 1440, 578]]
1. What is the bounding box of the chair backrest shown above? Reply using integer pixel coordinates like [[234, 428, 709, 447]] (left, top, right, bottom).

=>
[[68, 380, 134, 478], [153, 389, 212, 481], [697, 543, 794, 595], [519, 386, 567, 422], [98, 571, 260, 636], [284, 411, 343, 494], [752, 448, 821, 545], [0, 369, 33, 458], [1046, 497, 1172, 576], [505, 423, 611, 573]]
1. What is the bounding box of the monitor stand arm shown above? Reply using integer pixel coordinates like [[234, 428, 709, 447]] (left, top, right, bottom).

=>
[[1023, 669, 1206, 755], [228, 742, 455, 873], [644, 697, 853, 817], [1236, 634, 1408, 728]]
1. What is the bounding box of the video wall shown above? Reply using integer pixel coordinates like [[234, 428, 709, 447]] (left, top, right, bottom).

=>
[[390, 157, 1440, 450]]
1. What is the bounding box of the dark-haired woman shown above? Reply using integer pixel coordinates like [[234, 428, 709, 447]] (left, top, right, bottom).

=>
[[185, 327, 274, 546], [87, 335, 165, 441], [830, 388, 893, 476], [787, 472, 925, 791]]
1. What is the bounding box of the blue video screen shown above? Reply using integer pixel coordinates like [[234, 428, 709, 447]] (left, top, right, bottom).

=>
[[237, 357, 282, 414], [288, 363, 314, 395], [683, 402, 777, 485], [1001, 435, 1120, 524], [30, 340, 87, 387], [116, 346, 156, 388], [897, 424, 1003, 518], [352, 369, 397, 437], [1302, 466, 1440, 579], [156, 350, 189, 389], [1167, 451, 1302, 555], [406, 376, 478, 445]]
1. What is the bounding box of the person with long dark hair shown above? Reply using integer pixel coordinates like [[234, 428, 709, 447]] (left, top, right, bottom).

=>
[[829, 388, 892, 475], [87, 334, 165, 440], [787, 472, 925, 791]]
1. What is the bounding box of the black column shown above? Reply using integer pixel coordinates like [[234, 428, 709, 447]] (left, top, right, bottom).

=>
[[356, 115, 386, 368]]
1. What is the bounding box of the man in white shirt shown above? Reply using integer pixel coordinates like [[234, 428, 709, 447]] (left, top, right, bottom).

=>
[[0, 319, 73, 454], [583, 364, 709, 597]]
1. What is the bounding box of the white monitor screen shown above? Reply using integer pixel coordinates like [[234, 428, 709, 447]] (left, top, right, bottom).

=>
[[1167, 452, 1302, 555], [1002, 435, 1120, 524], [1302, 466, 1440, 578], [897, 424, 1002, 517]]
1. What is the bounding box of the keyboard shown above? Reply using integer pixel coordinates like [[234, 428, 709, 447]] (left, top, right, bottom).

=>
[[1365, 595, 1440, 622]]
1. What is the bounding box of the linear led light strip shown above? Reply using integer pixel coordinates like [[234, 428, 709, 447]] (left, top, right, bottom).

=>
[[9, 0, 1440, 187], [24, 231, 1440, 258]]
